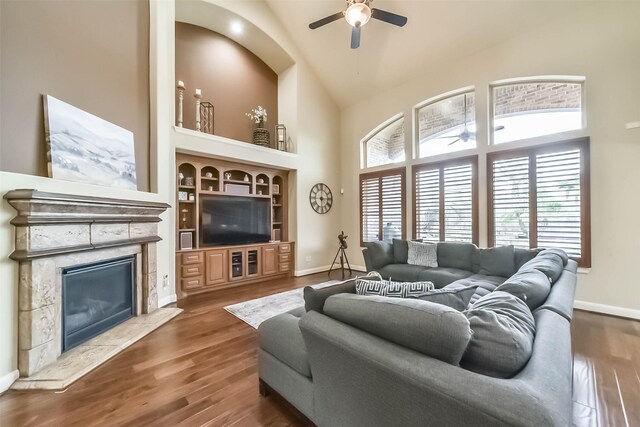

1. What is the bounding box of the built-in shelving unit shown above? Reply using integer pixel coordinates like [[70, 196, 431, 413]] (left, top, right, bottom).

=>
[[175, 153, 293, 298]]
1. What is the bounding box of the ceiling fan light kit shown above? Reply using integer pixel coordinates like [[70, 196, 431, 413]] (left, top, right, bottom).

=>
[[309, 0, 408, 49]]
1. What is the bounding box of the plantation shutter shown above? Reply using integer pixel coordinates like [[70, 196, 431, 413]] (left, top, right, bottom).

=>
[[491, 156, 530, 249], [413, 157, 477, 244], [536, 149, 582, 257], [361, 176, 381, 243], [360, 169, 406, 244], [488, 138, 590, 267], [414, 168, 440, 242], [444, 164, 474, 242]]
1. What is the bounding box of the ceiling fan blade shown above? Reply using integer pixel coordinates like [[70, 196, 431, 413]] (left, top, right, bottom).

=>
[[309, 11, 344, 29], [351, 26, 361, 49], [494, 125, 505, 131], [371, 8, 408, 27], [448, 138, 461, 146], [434, 135, 460, 139]]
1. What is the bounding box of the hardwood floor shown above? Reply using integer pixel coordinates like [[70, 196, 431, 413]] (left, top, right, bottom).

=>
[[0, 272, 638, 426]]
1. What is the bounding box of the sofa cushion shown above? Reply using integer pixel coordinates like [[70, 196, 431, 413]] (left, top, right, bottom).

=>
[[392, 239, 409, 264], [324, 294, 472, 365], [378, 264, 426, 282], [304, 279, 357, 313], [258, 308, 311, 377], [445, 274, 507, 306], [436, 242, 475, 271], [461, 291, 536, 378], [477, 245, 516, 278], [416, 285, 479, 311], [515, 247, 539, 270], [365, 241, 394, 270], [416, 267, 473, 288], [407, 241, 438, 267], [519, 250, 567, 284], [355, 278, 434, 297], [496, 269, 551, 310]]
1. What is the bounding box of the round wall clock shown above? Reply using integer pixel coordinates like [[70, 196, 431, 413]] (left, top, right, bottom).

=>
[[309, 183, 333, 214]]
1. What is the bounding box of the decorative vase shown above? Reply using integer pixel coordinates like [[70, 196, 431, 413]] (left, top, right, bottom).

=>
[[252, 121, 270, 148]]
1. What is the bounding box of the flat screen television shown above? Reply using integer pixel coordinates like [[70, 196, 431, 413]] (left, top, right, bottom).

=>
[[200, 195, 271, 246]]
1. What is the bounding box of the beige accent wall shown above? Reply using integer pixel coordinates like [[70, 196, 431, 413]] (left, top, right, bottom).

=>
[[175, 23, 278, 145], [0, 0, 150, 191], [340, 3, 640, 315]]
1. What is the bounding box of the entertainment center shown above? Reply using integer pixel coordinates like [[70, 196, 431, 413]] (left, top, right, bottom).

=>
[[175, 153, 293, 298]]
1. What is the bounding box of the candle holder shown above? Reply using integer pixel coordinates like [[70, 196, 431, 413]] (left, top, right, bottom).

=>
[[195, 89, 202, 131], [275, 124, 287, 151], [176, 81, 185, 127], [201, 102, 214, 134]]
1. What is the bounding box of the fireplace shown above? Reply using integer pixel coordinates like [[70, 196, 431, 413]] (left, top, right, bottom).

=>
[[62, 256, 136, 352]]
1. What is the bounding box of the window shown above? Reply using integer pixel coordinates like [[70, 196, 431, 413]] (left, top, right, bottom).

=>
[[492, 80, 584, 144], [416, 90, 476, 158], [413, 157, 478, 244], [488, 138, 590, 266], [362, 116, 405, 168], [360, 168, 406, 245]]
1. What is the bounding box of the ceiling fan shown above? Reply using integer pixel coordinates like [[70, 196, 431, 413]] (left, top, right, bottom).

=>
[[309, 0, 408, 49], [435, 94, 505, 145]]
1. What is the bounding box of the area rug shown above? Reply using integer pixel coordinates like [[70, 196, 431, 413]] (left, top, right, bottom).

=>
[[224, 280, 341, 328]]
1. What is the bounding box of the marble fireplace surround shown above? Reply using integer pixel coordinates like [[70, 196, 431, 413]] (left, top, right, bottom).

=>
[[4, 189, 180, 390]]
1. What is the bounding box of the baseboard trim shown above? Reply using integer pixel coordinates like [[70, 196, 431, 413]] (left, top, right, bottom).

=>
[[0, 370, 19, 394], [159, 293, 177, 307], [295, 264, 367, 277], [574, 300, 640, 320]]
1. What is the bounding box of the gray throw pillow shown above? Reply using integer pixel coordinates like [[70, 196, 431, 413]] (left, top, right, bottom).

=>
[[478, 245, 516, 277], [417, 285, 479, 311], [407, 241, 438, 267], [393, 239, 409, 264], [364, 241, 394, 270], [355, 278, 434, 298], [461, 291, 536, 378], [304, 279, 357, 313], [324, 294, 472, 365], [496, 269, 551, 310]]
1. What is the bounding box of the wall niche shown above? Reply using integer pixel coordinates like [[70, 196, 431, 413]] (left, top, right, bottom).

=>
[[175, 22, 278, 146]]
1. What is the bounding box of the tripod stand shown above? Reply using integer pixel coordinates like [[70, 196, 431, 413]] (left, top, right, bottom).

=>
[[328, 232, 352, 280]]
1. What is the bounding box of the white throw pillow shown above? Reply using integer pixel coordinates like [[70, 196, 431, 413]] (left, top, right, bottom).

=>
[[407, 241, 438, 267]]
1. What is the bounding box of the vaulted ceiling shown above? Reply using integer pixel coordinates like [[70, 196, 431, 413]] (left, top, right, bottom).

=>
[[265, 0, 594, 108]]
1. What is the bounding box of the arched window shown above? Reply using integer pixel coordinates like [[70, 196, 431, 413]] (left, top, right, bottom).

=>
[[491, 79, 584, 144], [416, 90, 476, 158], [362, 115, 405, 168]]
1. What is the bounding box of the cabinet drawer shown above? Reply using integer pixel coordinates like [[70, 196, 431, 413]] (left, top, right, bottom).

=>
[[182, 276, 204, 290], [278, 244, 291, 253], [279, 262, 291, 273], [278, 253, 291, 263], [182, 264, 203, 277], [182, 252, 203, 265]]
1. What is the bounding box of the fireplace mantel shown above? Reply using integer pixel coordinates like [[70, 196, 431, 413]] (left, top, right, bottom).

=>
[[4, 189, 179, 389], [4, 189, 170, 260]]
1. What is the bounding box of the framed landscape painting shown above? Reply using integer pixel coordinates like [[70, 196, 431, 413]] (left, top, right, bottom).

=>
[[44, 95, 137, 190]]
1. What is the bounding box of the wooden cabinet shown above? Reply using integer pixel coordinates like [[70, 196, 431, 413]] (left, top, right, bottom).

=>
[[262, 245, 278, 276], [177, 242, 294, 298], [205, 249, 227, 287]]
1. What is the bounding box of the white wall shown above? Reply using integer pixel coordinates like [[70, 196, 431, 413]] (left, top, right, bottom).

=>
[[340, 3, 640, 315]]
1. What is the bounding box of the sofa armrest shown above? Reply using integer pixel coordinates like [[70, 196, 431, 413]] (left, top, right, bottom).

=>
[[300, 309, 572, 427], [362, 247, 373, 272]]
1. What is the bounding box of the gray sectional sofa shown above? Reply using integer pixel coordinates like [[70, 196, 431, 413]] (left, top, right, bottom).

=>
[[258, 240, 578, 426]]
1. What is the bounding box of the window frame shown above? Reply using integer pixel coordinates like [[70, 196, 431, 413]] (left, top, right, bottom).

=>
[[359, 167, 407, 246], [414, 87, 477, 160], [361, 114, 406, 169], [487, 137, 591, 267], [412, 156, 479, 245], [489, 77, 586, 147]]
